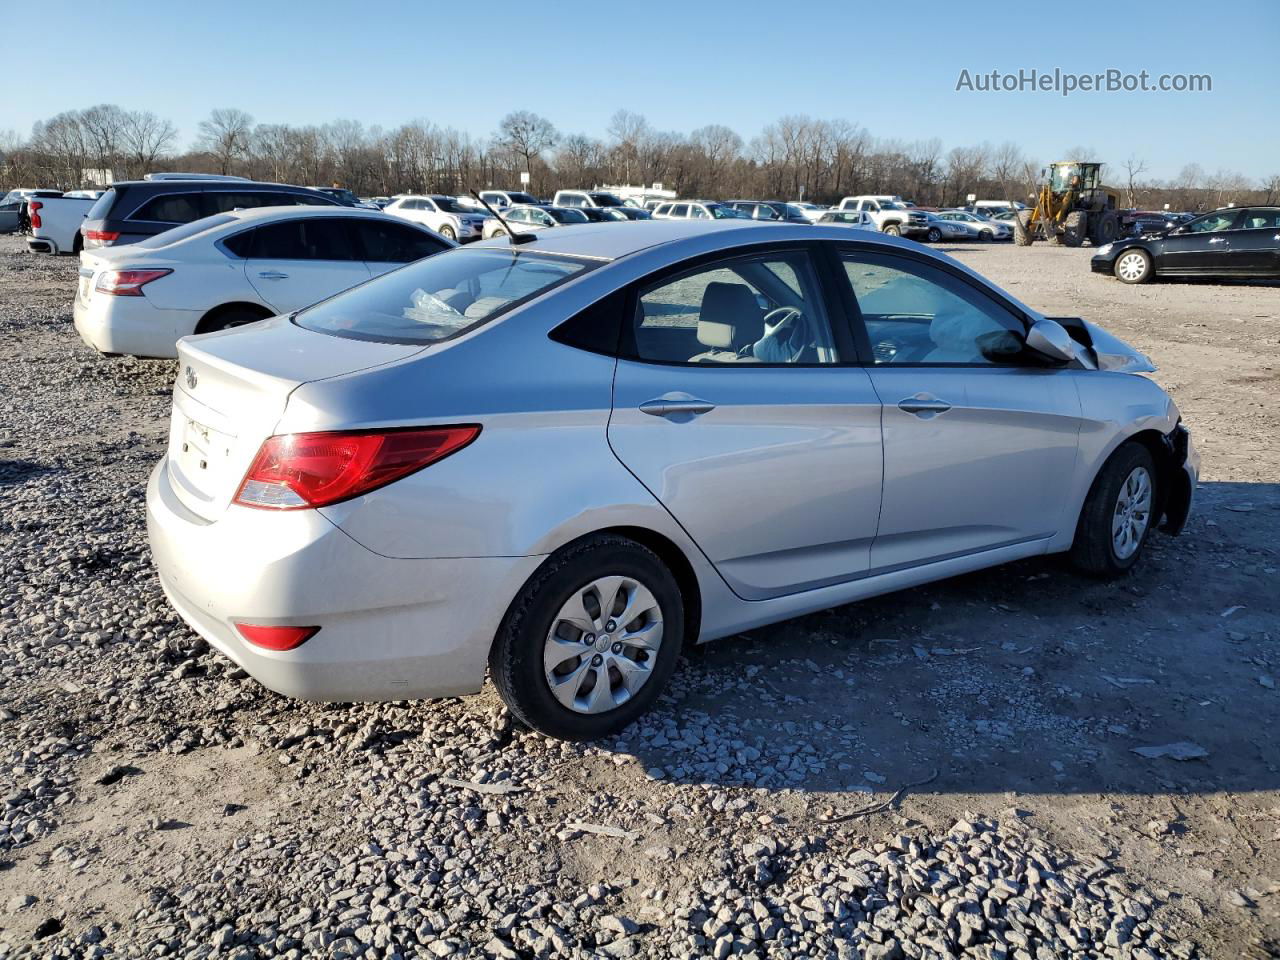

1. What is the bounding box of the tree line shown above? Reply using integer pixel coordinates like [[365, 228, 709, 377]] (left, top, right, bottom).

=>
[[3, 104, 1277, 213]]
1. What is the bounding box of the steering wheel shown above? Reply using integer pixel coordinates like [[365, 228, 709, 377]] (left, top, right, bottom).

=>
[[762, 305, 803, 329]]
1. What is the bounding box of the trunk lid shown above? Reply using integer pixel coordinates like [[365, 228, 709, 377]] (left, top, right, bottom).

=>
[[167, 317, 424, 520]]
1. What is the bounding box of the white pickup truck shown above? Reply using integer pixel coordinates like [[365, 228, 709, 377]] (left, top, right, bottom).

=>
[[835, 195, 929, 238], [25, 192, 99, 255]]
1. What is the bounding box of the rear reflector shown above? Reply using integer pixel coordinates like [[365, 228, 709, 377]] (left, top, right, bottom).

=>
[[235, 623, 320, 651], [84, 230, 120, 243], [95, 268, 173, 296], [234, 425, 481, 510], [28, 202, 42, 229]]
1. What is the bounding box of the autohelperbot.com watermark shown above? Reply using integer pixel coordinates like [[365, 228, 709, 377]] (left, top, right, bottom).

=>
[[955, 68, 1212, 96]]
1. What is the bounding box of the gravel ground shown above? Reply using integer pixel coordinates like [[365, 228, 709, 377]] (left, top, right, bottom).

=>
[[0, 234, 1277, 959]]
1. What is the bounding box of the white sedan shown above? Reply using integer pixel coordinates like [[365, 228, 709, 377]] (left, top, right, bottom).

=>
[[73, 207, 452, 359], [382, 194, 490, 242]]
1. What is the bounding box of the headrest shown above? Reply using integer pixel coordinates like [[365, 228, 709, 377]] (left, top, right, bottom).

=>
[[697, 282, 763, 349]]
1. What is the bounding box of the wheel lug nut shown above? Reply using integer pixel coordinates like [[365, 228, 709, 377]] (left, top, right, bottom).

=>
[[606, 620, 617, 632], [611, 642, 622, 654], [591, 654, 603, 666], [583, 633, 595, 644]]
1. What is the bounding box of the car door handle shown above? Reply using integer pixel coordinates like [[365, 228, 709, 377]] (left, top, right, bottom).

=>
[[1207, 238, 1227, 244], [257, 271, 289, 279], [639, 397, 716, 417], [898, 396, 952, 416]]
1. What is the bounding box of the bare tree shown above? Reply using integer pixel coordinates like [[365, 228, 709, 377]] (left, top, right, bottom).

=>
[[196, 108, 254, 174], [495, 111, 557, 190], [121, 110, 177, 179], [1122, 155, 1148, 208]]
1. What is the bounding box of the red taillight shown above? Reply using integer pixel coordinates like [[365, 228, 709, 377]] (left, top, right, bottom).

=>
[[235, 623, 320, 651], [233, 425, 481, 510], [95, 268, 173, 297], [28, 201, 42, 228], [84, 230, 120, 244]]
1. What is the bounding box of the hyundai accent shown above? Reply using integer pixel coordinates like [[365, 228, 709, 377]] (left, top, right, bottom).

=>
[[147, 220, 1198, 740]]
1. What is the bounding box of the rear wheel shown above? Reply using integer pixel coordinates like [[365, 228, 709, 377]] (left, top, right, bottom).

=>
[[1114, 249, 1152, 284], [1070, 442, 1158, 577], [490, 535, 685, 740], [1092, 211, 1120, 245], [882, 223, 901, 237], [979, 229, 994, 241]]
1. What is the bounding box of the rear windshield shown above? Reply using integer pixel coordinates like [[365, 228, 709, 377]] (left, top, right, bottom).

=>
[[86, 188, 117, 220], [295, 247, 597, 345], [134, 214, 237, 248], [508, 192, 537, 204], [433, 197, 470, 213], [589, 193, 624, 207], [550, 208, 589, 223]]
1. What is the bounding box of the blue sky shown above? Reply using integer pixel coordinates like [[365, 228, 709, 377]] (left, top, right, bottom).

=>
[[9, 0, 1275, 180]]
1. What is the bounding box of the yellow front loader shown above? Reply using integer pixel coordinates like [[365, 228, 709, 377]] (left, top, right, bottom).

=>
[[1015, 161, 1121, 247]]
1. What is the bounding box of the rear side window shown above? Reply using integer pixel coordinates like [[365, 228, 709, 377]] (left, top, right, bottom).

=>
[[297, 247, 595, 344], [351, 220, 448, 263], [243, 219, 356, 260], [131, 192, 206, 223], [205, 191, 300, 214], [86, 188, 117, 220]]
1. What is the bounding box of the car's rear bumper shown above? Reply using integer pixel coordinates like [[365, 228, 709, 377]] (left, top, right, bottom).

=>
[[73, 291, 200, 358], [146, 460, 543, 702]]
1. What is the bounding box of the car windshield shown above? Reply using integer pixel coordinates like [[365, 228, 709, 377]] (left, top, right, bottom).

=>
[[707, 204, 751, 219], [589, 193, 625, 207], [781, 204, 809, 217], [881, 201, 908, 210], [549, 208, 589, 223], [433, 197, 471, 213], [508, 192, 537, 204], [296, 247, 596, 345], [134, 214, 238, 248]]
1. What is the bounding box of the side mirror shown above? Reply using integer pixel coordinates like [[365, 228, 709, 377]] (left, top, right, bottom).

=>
[[1025, 318, 1078, 364]]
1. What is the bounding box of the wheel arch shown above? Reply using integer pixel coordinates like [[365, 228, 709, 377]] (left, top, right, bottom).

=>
[[196, 300, 274, 334], [1070, 427, 1187, 546]]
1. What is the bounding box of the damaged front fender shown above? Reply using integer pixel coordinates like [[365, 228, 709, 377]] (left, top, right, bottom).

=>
[[1082, 320, 1157, 374]]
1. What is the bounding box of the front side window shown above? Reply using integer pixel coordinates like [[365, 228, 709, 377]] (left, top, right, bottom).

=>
[[842, 252, 1025, 365], [670, 204, 689, 217], [630, 252, 838, 365], [297, 247, 595, 344], [1186, 210, 1241, 233], [248, 219, 355, 261], [690, 205, 710, 220]]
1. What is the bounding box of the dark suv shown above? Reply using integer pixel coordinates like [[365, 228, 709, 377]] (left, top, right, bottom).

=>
[[80, 180, 341, 249]]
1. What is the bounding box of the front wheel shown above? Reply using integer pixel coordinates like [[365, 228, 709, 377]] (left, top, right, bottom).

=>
[[926, 227, 942, 242], [439, 224, 457, 241], [979, 229, 993, 242], [882, 224, 901, 237], [1114, 249, 1152, 284], [490, 535, 685, 740], [1070, 442, 1158, 577]]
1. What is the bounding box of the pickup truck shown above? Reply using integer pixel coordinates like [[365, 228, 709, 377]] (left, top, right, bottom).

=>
[[25, 193, 97, 254], [835, 195, 929, 238]]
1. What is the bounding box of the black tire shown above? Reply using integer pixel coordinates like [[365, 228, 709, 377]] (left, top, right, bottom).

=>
[[1014, 211, 1034, 246], [1091, 212, 1120, 245], [979, 229, 993, 242], [439, 224, 457, 241], [72, 232, 83, 255], [1070, 442, 1158, 577], [490, 535, 685, 740], [1063, 211, 1088, 247], [926, 227, 942, 242], [196, 306, 271, 334], [882, 223, 901, 237], [1113, 248, 1152, 284]]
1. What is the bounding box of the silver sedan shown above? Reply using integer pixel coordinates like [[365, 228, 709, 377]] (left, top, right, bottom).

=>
[[147, 220, 1198, 740]]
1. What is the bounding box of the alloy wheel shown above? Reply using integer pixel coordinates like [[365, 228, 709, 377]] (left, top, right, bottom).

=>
[[1116, 252, 1148, 282], [543, 575, 664, 715], [1112, 466, 1153, 559]]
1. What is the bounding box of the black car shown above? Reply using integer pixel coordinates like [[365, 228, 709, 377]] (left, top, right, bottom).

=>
[[725, 200, 812, 223], [79, 179, 342, 250], [1091, 206, 1280, 284]]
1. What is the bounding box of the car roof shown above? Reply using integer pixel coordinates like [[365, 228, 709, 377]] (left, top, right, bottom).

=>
[[219, 206, 411, 224]]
